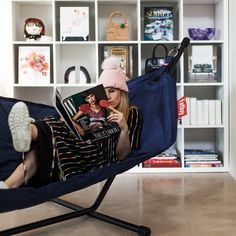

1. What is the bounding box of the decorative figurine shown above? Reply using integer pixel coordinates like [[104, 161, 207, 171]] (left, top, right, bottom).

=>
[[24, 18, 45, 41]]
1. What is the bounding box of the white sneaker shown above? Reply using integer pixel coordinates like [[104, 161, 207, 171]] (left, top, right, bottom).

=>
[[8, 102, 32, 152], [0, 181, 9, 189]]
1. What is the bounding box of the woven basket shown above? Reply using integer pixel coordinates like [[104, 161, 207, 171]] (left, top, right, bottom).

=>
[[106, 11, 128, 41]]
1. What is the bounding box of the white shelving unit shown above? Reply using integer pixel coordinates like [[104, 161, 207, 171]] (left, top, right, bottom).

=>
[[10, 0, 229, 173]]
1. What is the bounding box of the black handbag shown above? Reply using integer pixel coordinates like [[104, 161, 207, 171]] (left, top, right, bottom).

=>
[[145, 44, 168, 74]]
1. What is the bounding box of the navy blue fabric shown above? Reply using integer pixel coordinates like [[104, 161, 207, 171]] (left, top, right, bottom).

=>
[[0, 65, 177, 212], [0, 97, 60, 180]]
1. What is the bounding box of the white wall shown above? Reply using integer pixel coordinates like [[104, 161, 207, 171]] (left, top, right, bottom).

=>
[[0, 1, 13, 97], [229, 0, 236, 179]]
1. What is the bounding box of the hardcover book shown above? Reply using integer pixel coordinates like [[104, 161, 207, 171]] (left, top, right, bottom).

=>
[[144, 7, 173, 41], [55, 84, 120, 143], [60, 6, 89, 41]]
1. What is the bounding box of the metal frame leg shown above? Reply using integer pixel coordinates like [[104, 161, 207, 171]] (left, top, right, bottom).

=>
[[0, 176, 151, 236]]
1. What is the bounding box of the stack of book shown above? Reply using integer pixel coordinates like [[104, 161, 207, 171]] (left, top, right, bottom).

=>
[[143, 149, 181, 168], [184, 149, 223, 168], [181, 97, 222, 126]]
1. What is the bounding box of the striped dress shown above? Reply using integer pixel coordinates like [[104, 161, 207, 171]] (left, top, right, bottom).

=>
[[32, 105, 142, 185]]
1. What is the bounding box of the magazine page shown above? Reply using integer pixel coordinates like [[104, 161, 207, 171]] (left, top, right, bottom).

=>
[[55, 89, 83, 140], [61, 84, 120, 143]]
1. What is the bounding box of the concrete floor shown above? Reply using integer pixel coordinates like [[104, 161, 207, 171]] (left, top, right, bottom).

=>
[[1, 173, 236, 236]]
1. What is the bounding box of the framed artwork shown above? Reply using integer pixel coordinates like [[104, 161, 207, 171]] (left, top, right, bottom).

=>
[[103, 45, 133, 78], [18, 45, 51, 85], [60, 6, 89, 41]]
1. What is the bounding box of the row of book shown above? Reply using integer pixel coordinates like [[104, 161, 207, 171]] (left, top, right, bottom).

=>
[[184, 149, 223, 168], [142, 148, 181, 168], [142, 148, 223, 168], [181, 97, 222, 126]]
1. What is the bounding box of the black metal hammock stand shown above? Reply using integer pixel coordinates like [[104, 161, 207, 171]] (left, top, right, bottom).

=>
[[0, 38, 190, 236]]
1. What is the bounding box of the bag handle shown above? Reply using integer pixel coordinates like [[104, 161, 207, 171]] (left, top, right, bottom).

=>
[[152, 44, 168, 58], [108, 11, 128, 25]]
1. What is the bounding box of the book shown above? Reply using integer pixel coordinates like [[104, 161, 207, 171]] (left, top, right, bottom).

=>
[[190, 97, 197, 125], [184, 149, 218, 155], [208, 100, 216, 125], [60, 6, 89, 41], [143, 156, 181, 168], [144, 7, 173, 41], [184, 149, 222, 167], [215, 100, 222, 125], [55, 84, 120, 143]]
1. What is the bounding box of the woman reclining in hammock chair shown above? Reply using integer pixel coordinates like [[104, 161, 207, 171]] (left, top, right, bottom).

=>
[[0, 57, 143, 189]]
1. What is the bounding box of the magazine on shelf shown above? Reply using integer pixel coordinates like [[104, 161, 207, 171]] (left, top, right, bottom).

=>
[[144, 7, 173, 41], [55, 84, 120, 143]]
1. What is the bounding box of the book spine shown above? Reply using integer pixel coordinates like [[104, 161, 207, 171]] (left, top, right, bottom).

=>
[[190, 97, 197, 125], [202, 99, 209, 125], [208, 100, 216, 125], [215, 100, 222, 125], [197, 100, 203, 125]]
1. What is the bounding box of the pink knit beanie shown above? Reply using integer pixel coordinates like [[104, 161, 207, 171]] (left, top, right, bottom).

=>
[[99, 56, 129, 92]]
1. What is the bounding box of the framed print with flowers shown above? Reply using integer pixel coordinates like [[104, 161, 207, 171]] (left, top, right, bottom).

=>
[[17, 45, 52, 85]]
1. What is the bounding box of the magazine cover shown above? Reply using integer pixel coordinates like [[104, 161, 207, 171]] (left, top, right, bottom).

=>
[[55, 85, 120, 143], [60, 6, 89, 41], [144, 7, 173, 41]]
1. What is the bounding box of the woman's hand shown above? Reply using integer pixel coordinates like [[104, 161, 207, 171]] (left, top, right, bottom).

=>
[[108, 107, 131, 160], [73, 121, 85, 136], [107, 107, 128, 132]]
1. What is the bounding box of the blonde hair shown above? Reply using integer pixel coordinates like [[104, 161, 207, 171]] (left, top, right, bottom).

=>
[[116, 91, 130, 121]]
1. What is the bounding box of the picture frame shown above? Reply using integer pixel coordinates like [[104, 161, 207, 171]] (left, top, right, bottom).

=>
[[103, 45, 133, 78], [60, 6, 89, 41], [17, 45, 52, 85]]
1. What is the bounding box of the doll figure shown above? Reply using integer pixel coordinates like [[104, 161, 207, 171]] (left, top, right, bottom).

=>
[[24, 18, 45, 41]]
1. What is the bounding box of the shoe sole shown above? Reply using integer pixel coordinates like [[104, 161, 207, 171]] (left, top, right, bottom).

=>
[[8, 102, 31, 152]]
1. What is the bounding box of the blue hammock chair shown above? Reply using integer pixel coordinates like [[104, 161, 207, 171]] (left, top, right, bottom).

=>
[[0, 38, 190, 236]]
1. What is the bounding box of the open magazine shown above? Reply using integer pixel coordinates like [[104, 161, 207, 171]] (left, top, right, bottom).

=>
[[55, 84, 120, 143]]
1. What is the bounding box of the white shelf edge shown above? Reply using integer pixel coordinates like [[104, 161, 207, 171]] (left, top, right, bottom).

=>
[[184, 82, 224, 86], [13, 41, 53, 45], [126, 167, 229, 174], [178, 124, 224, 128], [55, 83, 97, 87], [189, 40, 224, 44], [13, 84, 55, 88]]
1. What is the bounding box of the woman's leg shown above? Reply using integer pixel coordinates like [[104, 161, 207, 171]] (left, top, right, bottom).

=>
[[5, 146, 38, 188], [0, 100, 41, 189], [3, 123, 39, 189]]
